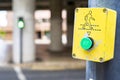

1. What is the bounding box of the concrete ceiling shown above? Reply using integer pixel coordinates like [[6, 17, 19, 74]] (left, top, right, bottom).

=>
[[0, 0, 88, 10]]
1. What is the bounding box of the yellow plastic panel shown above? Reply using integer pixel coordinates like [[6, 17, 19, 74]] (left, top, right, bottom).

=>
[[72, 8, 117, 62]]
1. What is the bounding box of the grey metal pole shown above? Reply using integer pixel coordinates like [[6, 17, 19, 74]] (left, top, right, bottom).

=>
[[86, 62, 104, 80], [86, 0, 120, 80], [20, 28, 23, 63]]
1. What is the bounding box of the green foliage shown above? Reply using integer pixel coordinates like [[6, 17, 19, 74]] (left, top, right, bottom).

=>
[[0, 29, 6, 39]]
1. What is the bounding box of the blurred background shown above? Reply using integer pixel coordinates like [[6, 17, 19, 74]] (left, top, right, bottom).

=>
[[0, 0, 88, 80]]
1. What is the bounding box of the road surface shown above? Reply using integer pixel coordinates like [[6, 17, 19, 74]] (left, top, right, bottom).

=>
[[0, 67, 85, 80]]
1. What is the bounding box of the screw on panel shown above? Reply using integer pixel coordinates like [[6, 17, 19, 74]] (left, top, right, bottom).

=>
[[72, 54, 76, 57], [99, 57, 104, 63], [103, 8, 108, 13], [76, 8, 79, 13]]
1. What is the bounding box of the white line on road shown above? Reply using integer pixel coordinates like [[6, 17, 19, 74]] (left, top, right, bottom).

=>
[[14, 66, 27, 80]]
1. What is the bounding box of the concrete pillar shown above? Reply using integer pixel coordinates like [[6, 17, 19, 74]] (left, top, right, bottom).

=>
[[50, 0, 63, 51], [66, 1, 75, 47], [13, 0, 35, 63]]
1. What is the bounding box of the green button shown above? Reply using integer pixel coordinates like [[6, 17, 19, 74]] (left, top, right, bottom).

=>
[[80, 37, 93, 50]]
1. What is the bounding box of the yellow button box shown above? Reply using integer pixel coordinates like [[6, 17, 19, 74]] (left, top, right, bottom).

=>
[[72, 8, 117, 62]]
